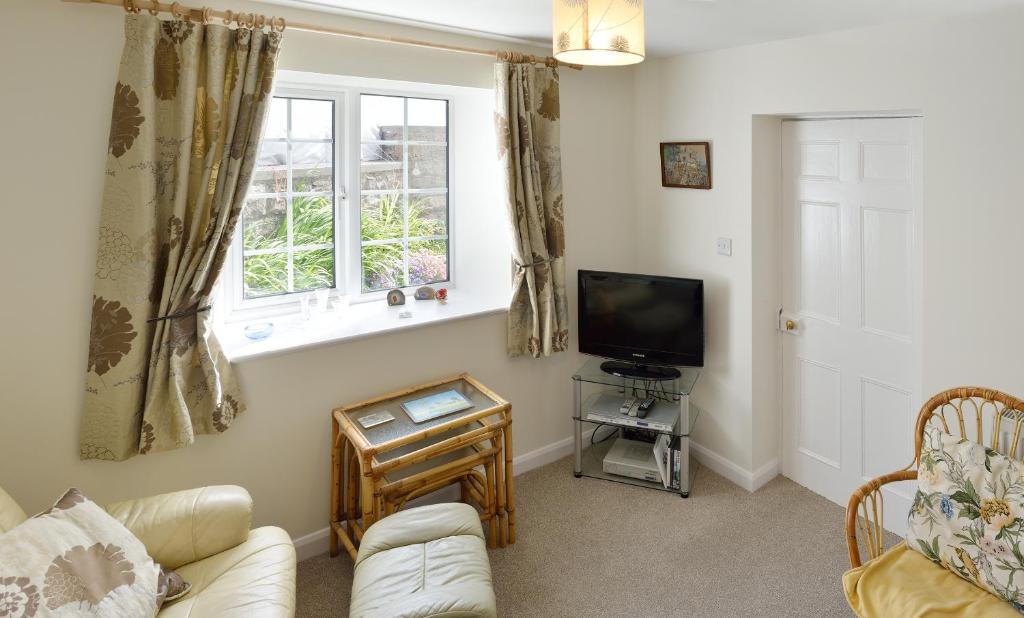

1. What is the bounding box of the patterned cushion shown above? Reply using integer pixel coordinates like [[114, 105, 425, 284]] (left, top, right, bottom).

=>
[[0, 488, 161, 617], [907, 424, 1024, 611]]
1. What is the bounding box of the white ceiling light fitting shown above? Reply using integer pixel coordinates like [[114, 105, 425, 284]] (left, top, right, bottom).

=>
[[553, 0, 645, 66]]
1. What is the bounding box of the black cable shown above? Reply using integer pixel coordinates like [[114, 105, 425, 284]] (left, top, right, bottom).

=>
[[591, 424, 619, 446]]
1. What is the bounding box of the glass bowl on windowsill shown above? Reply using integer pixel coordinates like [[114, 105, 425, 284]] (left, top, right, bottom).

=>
[[243, 322, 274, 341]]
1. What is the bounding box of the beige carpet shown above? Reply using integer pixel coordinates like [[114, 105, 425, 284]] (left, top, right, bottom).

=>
[[297, 456, 856, 617]]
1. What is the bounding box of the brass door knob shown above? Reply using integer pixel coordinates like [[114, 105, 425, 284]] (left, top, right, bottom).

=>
[[785, 319, 796, 331]]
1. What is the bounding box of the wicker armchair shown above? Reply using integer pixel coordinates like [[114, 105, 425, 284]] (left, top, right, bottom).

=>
[[845, 387, 1024, 568]]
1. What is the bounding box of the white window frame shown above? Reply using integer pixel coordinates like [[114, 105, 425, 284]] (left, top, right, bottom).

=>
[[220, 80, 455, 322]]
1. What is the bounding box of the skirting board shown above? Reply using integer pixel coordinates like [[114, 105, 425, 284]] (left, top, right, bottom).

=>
[[689, 441, 780, 493], [293, 429, 774, 561]]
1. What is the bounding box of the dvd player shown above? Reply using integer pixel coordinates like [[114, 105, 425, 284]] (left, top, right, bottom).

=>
[[602, 437, 661, 483]]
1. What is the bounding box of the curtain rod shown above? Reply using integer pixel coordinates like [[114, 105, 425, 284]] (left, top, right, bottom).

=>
[[62, 0, 583, 70]]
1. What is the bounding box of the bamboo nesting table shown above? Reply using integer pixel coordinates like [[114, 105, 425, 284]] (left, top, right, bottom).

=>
[[330, 373, 515, 559]]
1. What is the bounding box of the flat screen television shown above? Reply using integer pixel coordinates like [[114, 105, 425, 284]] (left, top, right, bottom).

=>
[[578, 270, 704, 379]]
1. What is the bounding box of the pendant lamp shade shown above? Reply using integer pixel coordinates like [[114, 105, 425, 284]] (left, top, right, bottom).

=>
[[553, 0, 645, 66]]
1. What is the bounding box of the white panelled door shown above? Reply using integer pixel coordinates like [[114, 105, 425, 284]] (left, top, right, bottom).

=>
[[781, 118, 922, 536]]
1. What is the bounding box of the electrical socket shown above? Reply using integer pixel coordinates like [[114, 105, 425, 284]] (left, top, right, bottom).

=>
[[717, 237, 733, 256]]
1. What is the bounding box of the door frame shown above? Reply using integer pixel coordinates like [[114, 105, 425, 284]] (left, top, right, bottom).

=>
[[773, 114, 924, 515]]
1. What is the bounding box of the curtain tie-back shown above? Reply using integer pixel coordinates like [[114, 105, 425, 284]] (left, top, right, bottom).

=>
[[146, 305, 212, 324], [514, 258, 555, 270]]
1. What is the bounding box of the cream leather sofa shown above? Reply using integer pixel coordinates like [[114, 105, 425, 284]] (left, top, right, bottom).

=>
[[350, 503, 497, 618], [0, 484, 296, 617]]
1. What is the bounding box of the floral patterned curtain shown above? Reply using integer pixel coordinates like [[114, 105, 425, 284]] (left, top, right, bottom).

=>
[[494, 61, 569, 358], [82, 14, 282, 461]]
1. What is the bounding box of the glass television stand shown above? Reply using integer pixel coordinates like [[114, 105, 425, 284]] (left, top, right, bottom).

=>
[[572, 358, 702, 497]]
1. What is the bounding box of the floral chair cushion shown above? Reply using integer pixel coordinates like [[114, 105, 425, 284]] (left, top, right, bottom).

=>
[[0, 488, 162, 617], [908, 424, 1024, 611]]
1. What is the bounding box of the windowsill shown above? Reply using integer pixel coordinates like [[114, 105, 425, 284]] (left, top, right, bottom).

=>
[[217, 292, 509, 363]]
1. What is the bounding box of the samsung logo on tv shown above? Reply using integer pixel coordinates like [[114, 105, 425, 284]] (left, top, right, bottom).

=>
[[632, 353, 646, 358]]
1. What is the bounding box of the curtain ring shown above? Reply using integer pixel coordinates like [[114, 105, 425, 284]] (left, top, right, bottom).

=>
[[255, 14, 266, 29], [170, 2, 183, 19], [222, 9, 233, 25], [272, 16, 287, 33], [201, 7, 212, 24], [147, 0, 159, 16], [123, 0, 141, 14]]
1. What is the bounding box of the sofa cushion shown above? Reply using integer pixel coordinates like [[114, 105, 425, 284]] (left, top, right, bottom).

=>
[[0, 488, 162, 617], [105, 485, 253, 570], [157, 526, 296, 618], [907, 424, 1024, 609], [844, 541, 1020, 617], [351, 503, 496, 618], [156, 567, 191, 606]]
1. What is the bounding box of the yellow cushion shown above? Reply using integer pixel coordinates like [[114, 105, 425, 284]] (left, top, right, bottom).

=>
[[844, 541, 1021, 617]]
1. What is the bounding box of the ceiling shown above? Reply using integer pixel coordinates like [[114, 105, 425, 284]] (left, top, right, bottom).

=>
[[263, 0, 1022, 57]]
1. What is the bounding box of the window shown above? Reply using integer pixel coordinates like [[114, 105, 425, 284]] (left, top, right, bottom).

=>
[[229, 86, 453, 314], [359, 95, 450, 292], [242, 97, 337, 299]]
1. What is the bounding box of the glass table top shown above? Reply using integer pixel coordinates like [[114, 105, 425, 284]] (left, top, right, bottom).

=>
[[572, 357, 701, 397], [339, 377, 505, 448]]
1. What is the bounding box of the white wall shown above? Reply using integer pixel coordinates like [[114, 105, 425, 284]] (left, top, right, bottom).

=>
[[633, 6, 1024, 475], [0, 0, 637, 541]]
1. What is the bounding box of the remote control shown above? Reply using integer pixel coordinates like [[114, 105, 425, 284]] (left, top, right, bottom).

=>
[[637, 397, 655, 418], [620, 397, 636, 414]]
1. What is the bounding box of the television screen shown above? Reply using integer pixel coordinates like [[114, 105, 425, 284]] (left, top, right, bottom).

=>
[[578, 270, 704, 368]]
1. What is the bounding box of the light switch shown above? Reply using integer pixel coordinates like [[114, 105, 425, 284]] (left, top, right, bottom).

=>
[[717, 237, 732, 256]]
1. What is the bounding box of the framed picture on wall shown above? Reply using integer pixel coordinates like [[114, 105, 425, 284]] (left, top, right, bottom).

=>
[[660, 141, 712, 189]]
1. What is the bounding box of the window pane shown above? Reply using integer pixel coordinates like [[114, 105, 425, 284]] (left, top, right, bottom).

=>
[[408, 240, 448, 286], [241, 95, 339, 303], [290, 99, 333, 140], [360, 144, 403, 191], [361, 243, 405, 292], [250, 163, 287, 196], [408, 194, 447, 237], [292, 142, 333, 193], [294, 249, 335, 292], [254, 141, 288, 193], [407, 98, 447, 141], [293, 196, 334, 247], [242, 198, 287, 250], [408, 145, 447, 190], [361, 95, 404, 142], [264, 98, 287, 139], [243, 252, 288, 298], [361, 193, 404, 241], [356, 94, 451, 295]]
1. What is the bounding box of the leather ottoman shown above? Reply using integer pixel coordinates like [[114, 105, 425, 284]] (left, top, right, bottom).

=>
[[349, 503, 497, 618]]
